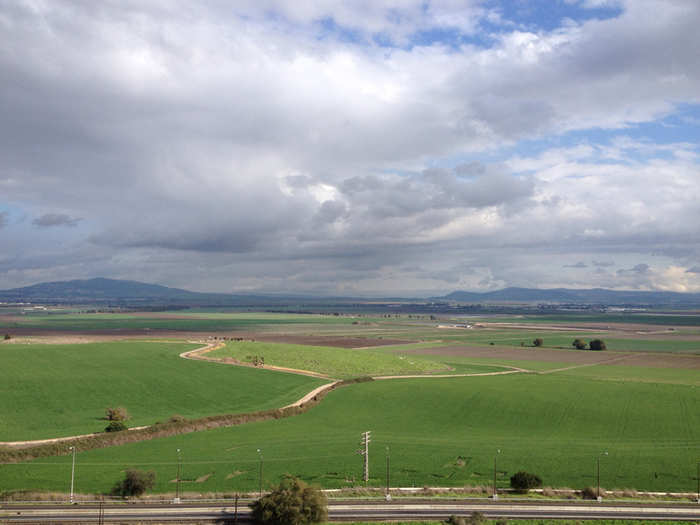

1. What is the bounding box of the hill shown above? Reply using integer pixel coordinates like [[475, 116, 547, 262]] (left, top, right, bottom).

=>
[[441, 286, 700, 305]]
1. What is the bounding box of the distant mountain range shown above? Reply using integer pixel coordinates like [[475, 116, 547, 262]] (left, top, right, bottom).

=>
[[0, 278, 278, 306], [1, 278, 700, 307], [440, 287, 700, 306]]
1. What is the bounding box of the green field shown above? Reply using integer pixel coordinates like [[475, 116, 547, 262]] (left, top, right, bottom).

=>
[[208, 341, 503, 379], [0, 341, 324, 441], [0, 312, 357, 332], [3, 373, 697, 494]]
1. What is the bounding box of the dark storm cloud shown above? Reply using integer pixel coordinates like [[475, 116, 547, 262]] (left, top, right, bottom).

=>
[[33, 214, 82, 228]]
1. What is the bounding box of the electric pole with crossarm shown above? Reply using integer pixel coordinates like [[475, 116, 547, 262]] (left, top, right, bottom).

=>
[[357, 431, 371, 483]]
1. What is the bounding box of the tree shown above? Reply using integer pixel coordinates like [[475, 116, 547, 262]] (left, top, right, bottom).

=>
[[572, 338, 587, 350], [510, 471, 543, 493], [251, 475, 327, 525], [105, 420, 128, 432], [3, 333, 10, 340], [105, 406, 129, 421], [111, 469, 155, 498], [533, 338, 543, 347], [589, 339, 606, 351]]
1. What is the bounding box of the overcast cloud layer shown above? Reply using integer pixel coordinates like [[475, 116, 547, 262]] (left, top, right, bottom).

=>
[[1, 0, 699, 295]]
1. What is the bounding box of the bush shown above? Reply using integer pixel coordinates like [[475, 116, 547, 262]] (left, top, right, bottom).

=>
[[510, 471, 543, 492], [105, 406, 129, 421], [581, 486, 598, 499], [572, 338, 587, 350], [3, 334, 10, 340], [104, 420, 128, 433], [589, 339, 606, 351], [533, 338, 543, 347], [445, 512, 484, 525], [251, 475, 327, 525], [111, 469, 155, 498]]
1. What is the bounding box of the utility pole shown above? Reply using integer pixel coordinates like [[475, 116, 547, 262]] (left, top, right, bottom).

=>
[[357, 431, 371, 483], [69, 446, 76, 504], [175, 448, 182, 504], [257, 449, 264, 498], [385, 445, 390, 500], [597, 451, 608, 501], [493, 449, 501, 500]]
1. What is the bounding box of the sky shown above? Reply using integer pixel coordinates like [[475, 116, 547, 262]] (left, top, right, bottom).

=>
[[1, 0, 699, 296]]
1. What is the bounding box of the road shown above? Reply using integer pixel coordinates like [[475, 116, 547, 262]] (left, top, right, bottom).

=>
[[2, 499, 699, 523]]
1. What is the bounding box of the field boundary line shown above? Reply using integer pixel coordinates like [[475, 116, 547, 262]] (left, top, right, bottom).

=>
[[373, 367, 528, 380], [537, 354, 632, 375]]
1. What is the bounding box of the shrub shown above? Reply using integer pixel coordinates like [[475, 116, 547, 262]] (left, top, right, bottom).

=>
[[510, 471, 543, 492], [572, 338, 587, 350], [581, 486, 598, 500], [445, 512, 484, 525], [3, 334, 10, 340], [252, 475, 327, 525], [168, 414, 186, 423], [104, 420, 128, 433], [533, 338, 543, 347], [105, 406, 129, 421], [589, 339, 606, 351], [111, 469, 155, 498]]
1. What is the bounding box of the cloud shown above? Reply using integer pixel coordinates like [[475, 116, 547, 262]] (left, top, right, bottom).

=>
[[564, 261, 588, 268], [0, 211, 7, 229], [617, 263, 650, 275], [0, 1, 699, 293], [686, 266, 700, 274], [592, 260, 615, 267], [33, 214, 82, 228]]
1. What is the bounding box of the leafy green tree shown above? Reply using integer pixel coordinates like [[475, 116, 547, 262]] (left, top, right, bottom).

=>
[[572, 338, 587, 350], [533, 338, 543, 347], [589, 339, 607, 351], [510, 471, 543, 492], [104, 420, 127, 432], [111, 469, 155, 498], [251, 475, 327, 525]]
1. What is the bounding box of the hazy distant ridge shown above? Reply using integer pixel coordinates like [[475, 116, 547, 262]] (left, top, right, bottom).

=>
[[441, 286, 700, 305]]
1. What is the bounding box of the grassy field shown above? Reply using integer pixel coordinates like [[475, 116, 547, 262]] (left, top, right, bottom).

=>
[[3, 373, 697, 494], [0, 312, 358, 332], [0, 341, 324, 441], [207, 341, 503, 378]]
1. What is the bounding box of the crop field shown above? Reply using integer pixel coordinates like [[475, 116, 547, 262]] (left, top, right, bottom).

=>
[[0, 341, 324, 441], [207, 340, 504, 378], [1, 310, 698, 499], [2, 373, 697, 495], [0, 312, 359, 333]]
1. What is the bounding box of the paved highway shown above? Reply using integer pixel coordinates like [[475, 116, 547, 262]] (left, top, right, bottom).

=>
[[2, 499, 699, 523]]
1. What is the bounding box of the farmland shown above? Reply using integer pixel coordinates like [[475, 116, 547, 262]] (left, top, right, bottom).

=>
[[0, 341, 325, 441], [0, 309, 699, 498], [1, 373, 697, 494], [207, 340, 504, 378]]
